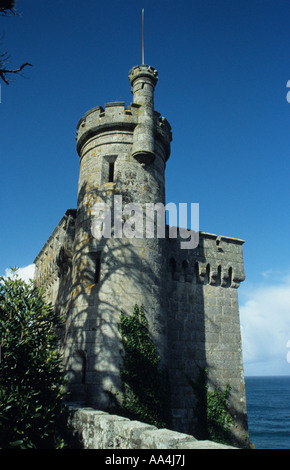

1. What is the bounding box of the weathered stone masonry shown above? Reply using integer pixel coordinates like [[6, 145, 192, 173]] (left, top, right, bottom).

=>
[[165, 232, 246, 439], [34, 64, 248, 446], [66, 404, 237, 449]]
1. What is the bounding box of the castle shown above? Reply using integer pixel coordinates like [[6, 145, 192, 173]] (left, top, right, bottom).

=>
[[34, 64, 248, 445]]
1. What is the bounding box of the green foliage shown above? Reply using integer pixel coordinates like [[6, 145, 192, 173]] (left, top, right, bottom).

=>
[[187, 367, 208, 438], [188, 367, 234, 445], [0, 269, 67, 449], [115, 304, 171, 428], [207, 381, 234, 444]]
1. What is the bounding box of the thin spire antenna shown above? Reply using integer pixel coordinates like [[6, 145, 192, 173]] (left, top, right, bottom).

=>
[[142, 8, 145, 64]]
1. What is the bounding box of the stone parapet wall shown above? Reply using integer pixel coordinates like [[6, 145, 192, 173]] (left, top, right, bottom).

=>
[[167, 231, 245, 288], [76, 101, 171, 162], [165, 231, 247, 442], [67, 404, 236, 449], [34, 209, 76, 305]]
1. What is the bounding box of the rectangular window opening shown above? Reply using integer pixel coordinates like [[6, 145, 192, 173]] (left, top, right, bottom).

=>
[[95, 252, 101, 284], [109, 162, 114, 182]]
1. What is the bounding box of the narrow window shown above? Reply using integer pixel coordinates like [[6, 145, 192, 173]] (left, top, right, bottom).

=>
[[182, 259, 189, 282], [109, 162, 114, 182], [228, 267, 232, 288], [169, 257, 176, 280], [217, 265, 222, 286], [75, 350, 87, 385], [205, 263, 211, 284], [95, 252, 101, 283], [195, 261, 199, 283]]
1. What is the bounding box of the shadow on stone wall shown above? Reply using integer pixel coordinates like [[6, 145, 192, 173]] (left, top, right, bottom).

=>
[[164, 232, 248, 448], [165, 235, 207, 437], [49, 180, 248, 448], [54, 180, 168, 417]]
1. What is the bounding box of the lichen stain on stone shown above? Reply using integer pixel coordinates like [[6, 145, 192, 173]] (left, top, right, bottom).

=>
[[71, 285, 81, 298], [84, 283, 95, 292]]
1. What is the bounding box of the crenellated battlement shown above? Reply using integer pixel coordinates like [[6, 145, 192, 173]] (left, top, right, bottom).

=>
[[128, 64, 158, 81], [167, 231, 245, 288], [128, 64, 158, 96], [34, 210, 76, 300], [76, 102, 136, 155], [76, 101, 172, 158], [168, 257, 244, 288]]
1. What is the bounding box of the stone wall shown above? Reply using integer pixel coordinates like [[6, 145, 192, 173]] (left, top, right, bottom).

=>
[[67, 404, 236, 449], [34, 209, 76, 306], [166, 232, 247, 443]]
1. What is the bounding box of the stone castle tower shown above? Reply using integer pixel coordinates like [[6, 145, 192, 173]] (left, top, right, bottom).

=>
[[34, 63, 248, 445]]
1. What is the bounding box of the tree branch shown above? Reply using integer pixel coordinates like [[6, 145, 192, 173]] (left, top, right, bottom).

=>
[[0, 1, 31, 84], [0, 0, 16, 16], [0, 61, 32, 84]]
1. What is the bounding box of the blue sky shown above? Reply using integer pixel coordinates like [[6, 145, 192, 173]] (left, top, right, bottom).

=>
[[1, 0, 290, 376]]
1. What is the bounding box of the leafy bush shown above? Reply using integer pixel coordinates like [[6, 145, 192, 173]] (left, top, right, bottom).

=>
[[188, 367, 234, 445], [206, 381, 233, 444], [0, 269, 67, 448], [114, 304, 171, 428]]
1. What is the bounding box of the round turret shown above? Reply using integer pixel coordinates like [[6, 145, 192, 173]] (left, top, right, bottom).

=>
[[129, 64, 158, 106], [65, 65, 172, 408], [129, 65, 159, 165]]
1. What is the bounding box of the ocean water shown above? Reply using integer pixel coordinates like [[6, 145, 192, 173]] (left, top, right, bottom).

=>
[[245, 376, 290, 449]]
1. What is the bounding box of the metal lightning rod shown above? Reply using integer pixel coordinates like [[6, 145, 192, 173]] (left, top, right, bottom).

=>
[[142, 9, 144, 64]]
